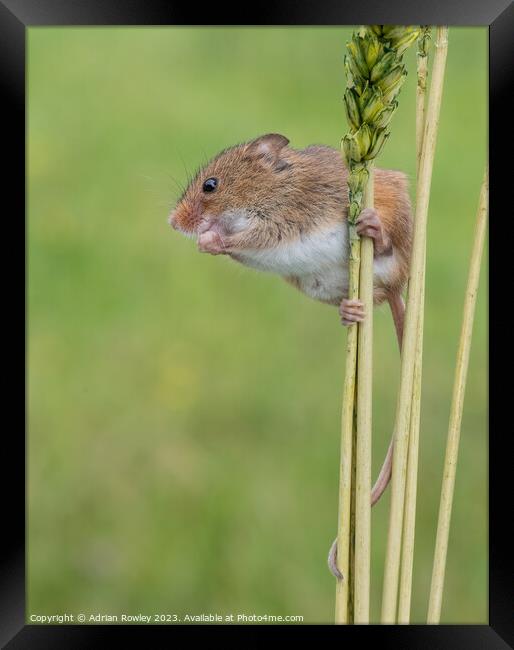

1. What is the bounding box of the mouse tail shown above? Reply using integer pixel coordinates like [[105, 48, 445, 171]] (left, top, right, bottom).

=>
[[370, 291, 406, 507], [388, 291, 405, 350], [371, 436, 394, 505]]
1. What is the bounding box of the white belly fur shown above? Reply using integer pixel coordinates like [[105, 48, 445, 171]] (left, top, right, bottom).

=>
[[235, 223, 396, 304]]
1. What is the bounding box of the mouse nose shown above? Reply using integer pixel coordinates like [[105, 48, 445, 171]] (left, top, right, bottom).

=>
[[168, 210, 178, 229]]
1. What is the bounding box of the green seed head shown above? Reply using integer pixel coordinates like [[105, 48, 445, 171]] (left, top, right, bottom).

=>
[[342, 24, 420, 223]]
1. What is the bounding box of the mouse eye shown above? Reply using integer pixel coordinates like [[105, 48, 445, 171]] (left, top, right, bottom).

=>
[[202, 177, 218, 193]]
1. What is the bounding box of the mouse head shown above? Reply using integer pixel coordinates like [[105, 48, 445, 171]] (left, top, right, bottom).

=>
[[168, 134, 292, 254]]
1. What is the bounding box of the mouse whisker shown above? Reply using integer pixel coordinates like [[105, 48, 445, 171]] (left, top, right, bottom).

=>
[[166, 173, 186, 195]]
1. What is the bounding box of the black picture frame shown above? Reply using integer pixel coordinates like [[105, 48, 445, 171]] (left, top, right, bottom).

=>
[[3, 0, 512, 646]]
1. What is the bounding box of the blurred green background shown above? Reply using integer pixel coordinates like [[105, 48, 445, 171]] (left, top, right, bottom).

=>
[[28, 27, 487, 624]]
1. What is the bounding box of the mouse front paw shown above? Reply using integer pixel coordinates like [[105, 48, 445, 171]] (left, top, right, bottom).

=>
[[198, 231, 226, 255]]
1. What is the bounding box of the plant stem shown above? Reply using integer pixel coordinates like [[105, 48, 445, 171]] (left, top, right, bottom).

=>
[[397, 272, 423, 623], [334, 372, 357, 624], [381, 26, 448, 623], [427, 165, 488, 623], [397, 29, 431, 623], [416, 29, 430, 171], [354, 172, 374, 623], [348, 400, 358, 622], [334, 202, 362, 624]]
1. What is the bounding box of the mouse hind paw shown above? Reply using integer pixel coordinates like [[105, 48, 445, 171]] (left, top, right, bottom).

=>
[[339, 298, 366, 326]]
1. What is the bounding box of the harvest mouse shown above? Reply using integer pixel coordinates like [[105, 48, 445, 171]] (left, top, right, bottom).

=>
[[169, 133, 412, 578]]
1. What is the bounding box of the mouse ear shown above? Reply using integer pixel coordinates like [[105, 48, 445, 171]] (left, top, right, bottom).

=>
[[246, 134, 290, 159]]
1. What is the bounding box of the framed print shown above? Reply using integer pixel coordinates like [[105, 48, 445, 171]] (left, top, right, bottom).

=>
[[2, 0, 512, 645]]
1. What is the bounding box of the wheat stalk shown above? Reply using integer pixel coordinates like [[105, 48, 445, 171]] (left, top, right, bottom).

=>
[[380, 26, 448, 623], [427, 165, 488, 623], [398, 26, 432, 624], [335, 24, 421, 623]]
